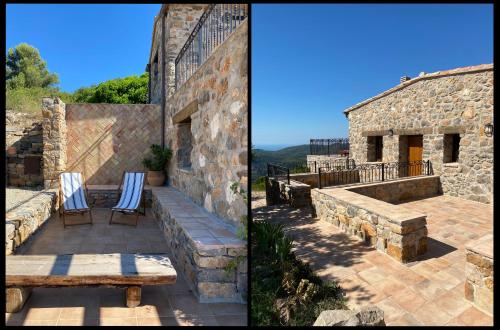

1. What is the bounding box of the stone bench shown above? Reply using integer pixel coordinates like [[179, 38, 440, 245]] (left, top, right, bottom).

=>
[[151, 187, 247, 303], [311, 188, 427, 263], [465, 234, 493, 315], [6, 253, 177, 313], [6, 190, 57, 255]]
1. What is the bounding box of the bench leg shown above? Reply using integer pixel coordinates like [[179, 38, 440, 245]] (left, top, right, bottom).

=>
[[6, 287, 32, 313], [126, 286, 141, 308]]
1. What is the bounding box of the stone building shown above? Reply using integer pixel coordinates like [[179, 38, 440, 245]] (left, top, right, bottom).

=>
[[147, 4, 248, 227], [344, 64, 493, 204]]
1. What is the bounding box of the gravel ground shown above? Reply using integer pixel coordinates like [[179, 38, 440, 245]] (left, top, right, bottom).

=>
[[6, 187, 44, 212]]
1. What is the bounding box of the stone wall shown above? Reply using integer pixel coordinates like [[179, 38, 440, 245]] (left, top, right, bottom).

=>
[[65, 103, 161, 185], [265, 177, 311, 208], [42, 98, 67, 189], [465, 234, 493, 315], [311, 188, 428, 263], [346, 65, 493, 204], [164, 20, 248, 228], [86, 186, 153, 208], [347, 176, 441, 204], [151, 187, 247, 303], [5, 190, 57, 255], [6, 111, 44, 187], [306, 154, 344, 163]]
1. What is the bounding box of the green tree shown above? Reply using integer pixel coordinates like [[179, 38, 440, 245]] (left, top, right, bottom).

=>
[[6, 43, 59, 89], [73, 73, 149, 104]]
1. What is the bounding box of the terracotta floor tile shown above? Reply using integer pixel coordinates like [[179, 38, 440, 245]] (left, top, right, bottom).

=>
[[99, 317, 138, 326], [455, 306, 493, 326], [390, 287, 427, 313], [387, 312, 424, 326], [169, 294, 215, 317], [433, 290, 472, 318], [411, 279, 448, 301], [374, 297, 406, 323], [412, 301, 454, 325], [215, 314, 248, 326], [207, 303, 247, 316]]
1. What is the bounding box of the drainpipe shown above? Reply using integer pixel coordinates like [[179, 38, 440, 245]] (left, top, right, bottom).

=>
[[160, 12, 166, 148], [146, 63, 151, 103]]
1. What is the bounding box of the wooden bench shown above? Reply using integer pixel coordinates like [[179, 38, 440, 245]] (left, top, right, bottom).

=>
[[6, 253, 177, 313]]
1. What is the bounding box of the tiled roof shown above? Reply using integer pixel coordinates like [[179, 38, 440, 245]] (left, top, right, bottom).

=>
[[344, 63, 493, 114]]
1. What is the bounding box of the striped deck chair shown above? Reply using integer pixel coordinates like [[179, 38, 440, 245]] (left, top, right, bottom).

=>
[[58, 172, 93, 228], [109, 172, 146, 226]]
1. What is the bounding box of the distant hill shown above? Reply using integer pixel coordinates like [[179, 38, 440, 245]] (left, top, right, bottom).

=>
[[252, 144, 310, 182]]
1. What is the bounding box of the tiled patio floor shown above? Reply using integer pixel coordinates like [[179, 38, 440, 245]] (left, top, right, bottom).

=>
[[252, 193, 493, 326], [5, 209, 247, 326]]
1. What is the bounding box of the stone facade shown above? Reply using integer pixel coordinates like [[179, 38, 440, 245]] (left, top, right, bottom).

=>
[[265, 177, 311, 208], [65, 103, 161, 185], [6, 111, 44, 187], [162, 19, 248, 227], [345, 64, 493, 204], [151, 187, 247, 303], [465, 234, 493, 315], [311, 188, 427, 263], [5, 190, 57, 255], [42, 98, 67, 189], [149, 5, 208, 104]]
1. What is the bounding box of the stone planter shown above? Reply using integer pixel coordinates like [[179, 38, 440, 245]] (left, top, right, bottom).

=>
[[147, 170, 165, 186]]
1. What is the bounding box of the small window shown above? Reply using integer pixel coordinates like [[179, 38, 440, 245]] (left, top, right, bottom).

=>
[[177, 117, 193, 169], [367, 136, 383, 162], [443, 134, 460, 163]]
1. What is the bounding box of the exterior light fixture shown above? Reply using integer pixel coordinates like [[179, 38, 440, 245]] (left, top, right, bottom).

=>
[[388, 129, 394, 136], [485, 123, 493, 137]]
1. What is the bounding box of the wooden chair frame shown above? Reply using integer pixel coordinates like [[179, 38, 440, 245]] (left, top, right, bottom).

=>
[[58, 172, 93, 228], [109, 172, 147, 227]]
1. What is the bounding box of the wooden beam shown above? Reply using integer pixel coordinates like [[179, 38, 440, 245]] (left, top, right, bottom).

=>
[[172, 100, 199, 124], [6, 254, 177, 287]]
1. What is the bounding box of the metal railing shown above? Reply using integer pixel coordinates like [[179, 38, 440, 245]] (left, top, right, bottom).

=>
[[267, 163, 290, 184], [175, 4, 248, 90], [307, 159, 356, 173], [318, 160, 432, 189], [310, 138, 349, 156]]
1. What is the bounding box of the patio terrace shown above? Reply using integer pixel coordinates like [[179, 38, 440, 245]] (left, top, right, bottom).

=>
[[5, 207, 247, 326], [252, 192, 493, 326]]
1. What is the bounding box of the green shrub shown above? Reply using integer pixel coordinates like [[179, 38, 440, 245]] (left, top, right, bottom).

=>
[[142, 144, 173, 171], [72, 73, 148, 104], [252, 176, 266, 191], [251, 220, 347, 326], [290, 163, 309, 174], [6, 87, 74, 114]]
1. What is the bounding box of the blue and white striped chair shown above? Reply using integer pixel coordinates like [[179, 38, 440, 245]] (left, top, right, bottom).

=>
[[109, 172, 146, 226], [59, 172, 93, 227]]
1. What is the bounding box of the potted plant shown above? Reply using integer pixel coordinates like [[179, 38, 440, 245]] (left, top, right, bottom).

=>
[[142, 144, 172, 186]]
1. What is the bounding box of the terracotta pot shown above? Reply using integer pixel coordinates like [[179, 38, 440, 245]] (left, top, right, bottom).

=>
[[147, 170, 165, 186]]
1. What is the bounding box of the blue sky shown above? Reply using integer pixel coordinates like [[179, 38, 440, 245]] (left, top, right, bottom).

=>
[[6, 4, 161, 92], [252, 4, 493, 146]]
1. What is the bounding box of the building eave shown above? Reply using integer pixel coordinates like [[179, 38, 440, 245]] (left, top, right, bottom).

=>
[[343, 63, 494, 115]]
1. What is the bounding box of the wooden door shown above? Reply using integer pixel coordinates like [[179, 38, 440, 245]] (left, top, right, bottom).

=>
[[407, 135, 423, 176]]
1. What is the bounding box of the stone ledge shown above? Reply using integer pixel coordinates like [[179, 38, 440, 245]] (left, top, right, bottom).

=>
[[465, 234, 493, 316], [5, 189, 57, 255], [465, 234, 493, 261], [151, 186, 246, 303], [316, 188, 426, 227], [311, 188, 428, 263]]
